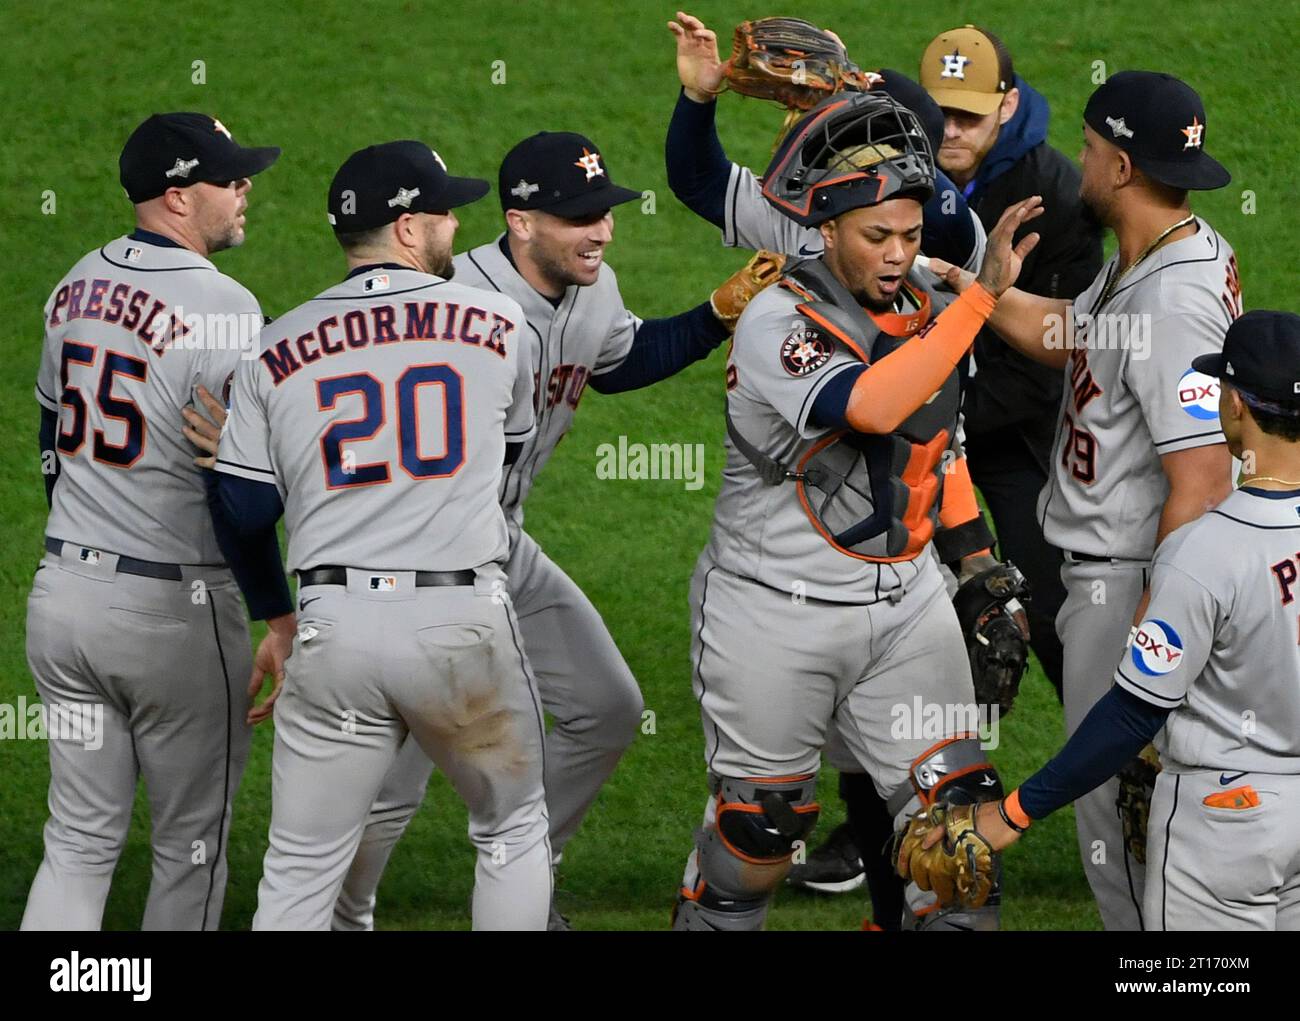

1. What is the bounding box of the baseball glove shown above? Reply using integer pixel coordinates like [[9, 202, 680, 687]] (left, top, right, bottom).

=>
[[893, 802, 996, 909], [711, 250, 786, 330], [953, 562, 1032, 717], [721, 17, 876, 111], [1116, 744, 1162, 865]]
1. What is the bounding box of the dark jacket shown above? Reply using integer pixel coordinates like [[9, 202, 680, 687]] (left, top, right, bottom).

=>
[[959, 75, 1103, 456]]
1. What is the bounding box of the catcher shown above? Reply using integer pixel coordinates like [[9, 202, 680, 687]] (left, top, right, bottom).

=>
[[666, 11, 1029, 928], [671, 87, 1044, 931]]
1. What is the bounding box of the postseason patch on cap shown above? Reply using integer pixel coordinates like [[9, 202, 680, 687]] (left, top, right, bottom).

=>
[[1130, 619, 1184, 676], [1178, 367, 1220, 420], [780, 323, 833, 377]]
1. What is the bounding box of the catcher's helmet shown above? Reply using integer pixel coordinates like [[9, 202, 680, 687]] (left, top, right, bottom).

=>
[[761, 91, 935, 227]]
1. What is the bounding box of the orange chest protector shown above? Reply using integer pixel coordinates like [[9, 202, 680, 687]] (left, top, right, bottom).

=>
[[727, 259, 961, 562]]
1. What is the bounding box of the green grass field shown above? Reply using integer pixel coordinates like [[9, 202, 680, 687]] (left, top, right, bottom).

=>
[[1, 0, 1296, 931]]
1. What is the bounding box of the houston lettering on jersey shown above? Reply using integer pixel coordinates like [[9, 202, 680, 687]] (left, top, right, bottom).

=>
[[537, 363, 591, 411], [47, 276, 190, 353], [260, 301, 515, 386], [1067, 346, 1103, 412]]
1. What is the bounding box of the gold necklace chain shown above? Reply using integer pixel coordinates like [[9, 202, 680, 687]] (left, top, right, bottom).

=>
[[1241, 475, 1300, 487], [1096, 214, 1197, 310]]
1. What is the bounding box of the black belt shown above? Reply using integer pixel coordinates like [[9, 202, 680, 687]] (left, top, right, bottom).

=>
[[1066, 550, 1111, 563], [45, 536, 185, 581], [298, 567, 476, 588]]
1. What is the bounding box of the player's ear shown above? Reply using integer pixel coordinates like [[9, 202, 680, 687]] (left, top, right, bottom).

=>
[[162, 186, 191, 217], [393, 212, 419, 249], [504, 208, 531, 242], [819, 218, 837, 252], [1114, 148, 1135, 189]]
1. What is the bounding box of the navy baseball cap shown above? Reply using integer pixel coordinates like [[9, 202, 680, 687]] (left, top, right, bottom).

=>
[[1083, 71, 1230, 191], [498, 132, 641, 219], [1193, 311, 1300, 404], [119, 113, 280, 203], [327, 141, 489, 232]]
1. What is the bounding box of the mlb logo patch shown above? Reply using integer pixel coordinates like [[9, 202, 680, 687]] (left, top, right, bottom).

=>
[[78, 547, 102, 565], [369, 575, 398, 591], [124, 246, 143, 263], [364, 274, 390, 293], [1131, 619, 1184, 676], [1177, 367, 1219, 420]]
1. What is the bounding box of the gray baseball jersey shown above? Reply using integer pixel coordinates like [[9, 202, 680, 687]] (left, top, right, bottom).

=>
[[1117, 487, 1300, 772], [216, 266, 535, 572], [36, 236, 262, 563], [25, 234, 260, 931], [332, 240, 649, 928], [454, 236, 638, 534], [722, 163, 987, 272], [711, 279, 940, 603], [1038, 218, 1239, 559], [1044, 216, 1240, 932]]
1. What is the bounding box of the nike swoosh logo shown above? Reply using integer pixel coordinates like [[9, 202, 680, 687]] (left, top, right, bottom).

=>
[[796, 244, 822, 257], [299, 596, 321, 610], [1219, 771, 1248, 785]]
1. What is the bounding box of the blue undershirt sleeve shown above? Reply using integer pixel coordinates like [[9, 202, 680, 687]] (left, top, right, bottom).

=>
[[1018, 684, 1172, 820], [207, 471, 293, 621], [588, 301, 728, 394]]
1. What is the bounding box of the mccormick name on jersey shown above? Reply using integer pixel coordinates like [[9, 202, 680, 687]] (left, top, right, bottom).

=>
[[260, 300, 516, 386]]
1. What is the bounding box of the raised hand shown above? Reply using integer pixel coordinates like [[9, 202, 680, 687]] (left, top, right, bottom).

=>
[[973, 196, 1045, 298], [668, 11, 724, 103]]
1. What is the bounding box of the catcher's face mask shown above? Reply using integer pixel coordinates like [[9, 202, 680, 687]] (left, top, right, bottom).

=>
[[761, 92, 936, 227]]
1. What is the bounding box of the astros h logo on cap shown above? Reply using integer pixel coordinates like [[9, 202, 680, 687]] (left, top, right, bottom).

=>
[[498, 132, 642, 219]]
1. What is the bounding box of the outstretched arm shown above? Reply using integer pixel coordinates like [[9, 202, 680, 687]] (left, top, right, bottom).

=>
[[928, 198, 1072, 370]]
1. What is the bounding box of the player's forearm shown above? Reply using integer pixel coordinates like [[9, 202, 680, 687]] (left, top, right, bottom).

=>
[[588, 302, 728, 394], [938, 455, 980, 529], [844, 284, 996, 434], [984, 288, 1072, 369], [207, 472, 292, 621], [38, 405, 59, 507], [1016, 685, 1170, 821], [665, 88, 730, 230], [932, 459, 995, 568]]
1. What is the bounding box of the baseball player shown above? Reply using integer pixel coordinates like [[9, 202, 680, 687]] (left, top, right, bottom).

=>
[[212, 140, 550, 930], [672, 90, 1040, 931], [928, 72, 1238, 929], [666, 12, 1006, 926], [24, 113, 282, 930], [327, 132, 779, 930], [902, 309, 1300, 931]]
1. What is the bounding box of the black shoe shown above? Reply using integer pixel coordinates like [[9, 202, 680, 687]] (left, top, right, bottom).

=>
[[786, 822, 865, 894]]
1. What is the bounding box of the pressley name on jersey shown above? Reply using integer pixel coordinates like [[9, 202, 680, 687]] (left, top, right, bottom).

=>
[[36, 236, 262, 565], [1039, 218, 1240, 560]]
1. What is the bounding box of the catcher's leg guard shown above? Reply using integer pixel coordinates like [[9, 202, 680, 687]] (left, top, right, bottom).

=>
[[888, 737, 1004, 932], [673, 774, 820, 931]]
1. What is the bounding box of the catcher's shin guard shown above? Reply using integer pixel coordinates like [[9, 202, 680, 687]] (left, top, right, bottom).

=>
[[672, 774, 820, 931], [888, 737, 1003, 931]]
